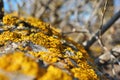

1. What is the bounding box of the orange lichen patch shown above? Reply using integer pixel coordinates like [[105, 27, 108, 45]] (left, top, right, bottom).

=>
[[0, 31, 61, 51], [3, 14, 19, 25], [29, 32, 49, 46], [21, 16, 61, 37], [0, 73, 9, 80], [24, 17, 52, 35], [1, 31, 20, 39], [39, 66, 72, 80], [29, 51, 61, 63], [0, 31, 21, 45], [14, 29, 30, 36], [64, 37, 89, 58], [0, 52, 45, 78], [71, 67, 98, 80], [29, 32, 62, 49], [72, 61, 99, 79], [75, 51, 83, 59], [48, 36, 61, 48]]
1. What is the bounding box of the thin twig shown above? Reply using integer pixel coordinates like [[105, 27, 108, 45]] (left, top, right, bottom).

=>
[[75, 0, 103, 42], [83, 10, 120, 50], [85, 0, 103, 32], [38, 0, 53, 18], [98, 0, 108, 51], [62, 29, 88, 35]]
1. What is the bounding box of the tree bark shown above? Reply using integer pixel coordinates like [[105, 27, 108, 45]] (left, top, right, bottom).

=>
[[0, 0, 4, 19]]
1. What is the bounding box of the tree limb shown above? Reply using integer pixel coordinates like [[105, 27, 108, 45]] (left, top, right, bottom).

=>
[[83, 10, 120, 50]]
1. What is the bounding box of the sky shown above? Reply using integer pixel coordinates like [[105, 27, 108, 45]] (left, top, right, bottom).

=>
[[4, 0, 17, 12], [3, 0, 120, 13]]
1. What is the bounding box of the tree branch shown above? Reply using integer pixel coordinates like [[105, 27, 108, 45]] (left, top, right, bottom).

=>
[[83, 10, 120, 50]]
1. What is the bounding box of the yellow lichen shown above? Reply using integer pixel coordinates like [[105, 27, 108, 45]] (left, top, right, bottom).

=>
[[71, 68, 98, 80], [39, 66, 72, 80], [0, 14, 99, 80], [3, 14, 19, 25], [29, 51, 60, 63], [0, 52, 45, 78], [0, 31, 21, 45]]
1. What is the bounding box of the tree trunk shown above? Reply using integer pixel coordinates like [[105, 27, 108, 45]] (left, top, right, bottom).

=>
[[0, 0, 4, 19]]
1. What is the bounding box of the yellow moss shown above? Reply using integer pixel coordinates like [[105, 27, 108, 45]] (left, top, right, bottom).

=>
[[39, 66, 72, 80]]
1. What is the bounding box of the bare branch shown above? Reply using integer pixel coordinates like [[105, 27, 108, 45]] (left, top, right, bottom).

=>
[[62, 29, 88, 35], [37, 0, 53, 18], [98, 0, 108, 51], [83, 10, 120, 50]]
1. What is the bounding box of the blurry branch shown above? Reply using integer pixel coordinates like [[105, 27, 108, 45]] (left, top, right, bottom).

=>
[[98, 0, 118, 78], [98, 0, 108, 51], [0, 0, 4, 19], [83, 10, 120, 50], [62, 29, 88, 35], [38, 0, 52, 18], [31, 0, 39, 17], [75, 0, 102, 42], [31, 0, 53, 18], [85, 0, 103, 32], [17, 1, 26, 16]]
